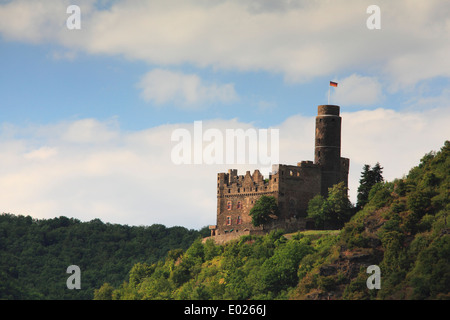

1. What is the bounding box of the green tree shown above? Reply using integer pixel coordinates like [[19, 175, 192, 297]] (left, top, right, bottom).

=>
[[129, 263, 154, 288], [357, 162, 384, 209], [307, 182, 353, 229], [306, 194, 326, 229], [249, 195, 279, 227], [259, 237, 314, 293], [93, 283, 115, 300]]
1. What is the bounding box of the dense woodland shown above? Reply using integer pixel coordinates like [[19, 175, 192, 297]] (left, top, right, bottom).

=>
[[1, 141, 449, 299], [96, 141, 449, 300], [0, 216, 208, 299]]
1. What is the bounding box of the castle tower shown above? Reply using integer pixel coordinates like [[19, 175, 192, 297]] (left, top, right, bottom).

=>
[[314, 105, 345, 196]]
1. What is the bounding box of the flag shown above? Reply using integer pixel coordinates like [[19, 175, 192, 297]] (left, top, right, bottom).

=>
[[330, 81, 338, 87]]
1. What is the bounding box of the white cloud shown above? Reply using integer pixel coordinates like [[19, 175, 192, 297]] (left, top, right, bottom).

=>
[[1, 0, 449, 89], [344, 107, 450, 203], [137, 69, 237, 107], [1, 106, 449, 228], [331, 74, 383, 106], [24, 146, 58, 160]]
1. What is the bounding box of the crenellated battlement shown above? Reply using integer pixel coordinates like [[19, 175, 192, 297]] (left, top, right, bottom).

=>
[[217, 167, 279, 197]]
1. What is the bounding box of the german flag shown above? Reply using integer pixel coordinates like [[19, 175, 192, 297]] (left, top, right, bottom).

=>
[[330, 81, 338, 87]]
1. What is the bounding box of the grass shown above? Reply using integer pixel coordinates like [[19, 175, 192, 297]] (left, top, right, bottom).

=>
[[284, 229, 340, 240]]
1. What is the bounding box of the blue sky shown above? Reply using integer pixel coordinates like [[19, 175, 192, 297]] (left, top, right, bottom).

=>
[[0, 40, 334, 129], [0, 0, 449, 228]]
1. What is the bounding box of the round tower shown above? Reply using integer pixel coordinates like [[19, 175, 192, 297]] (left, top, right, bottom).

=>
[[314, 105, 342, 196]]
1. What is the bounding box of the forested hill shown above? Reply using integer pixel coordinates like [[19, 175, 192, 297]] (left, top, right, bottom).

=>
[[96, 141, 449, 300], [0, 215, 208, 299]]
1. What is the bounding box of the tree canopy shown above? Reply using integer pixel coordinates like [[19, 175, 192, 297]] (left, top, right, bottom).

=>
[[307, 181, 353, 229], [249, 195, 279, 227], [357, 162, 384, 209], [0, 215, 206, 299]]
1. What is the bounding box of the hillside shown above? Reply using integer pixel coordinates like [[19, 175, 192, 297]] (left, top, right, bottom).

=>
[[0, 215, 207, 299], [293, 140, 450, 299], [98, 141, 449, 300]]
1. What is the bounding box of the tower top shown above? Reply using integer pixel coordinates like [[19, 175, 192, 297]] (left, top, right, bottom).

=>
[[318, 105, 340, 116]]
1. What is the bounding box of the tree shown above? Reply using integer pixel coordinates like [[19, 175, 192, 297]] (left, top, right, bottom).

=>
[[249, 196, 279, 227], [307, 182, 353, 229], [93, 283, 115, 300], [129, 263, 154, 288], [357, 162, 384, 209], [306, 194, 326, 229]]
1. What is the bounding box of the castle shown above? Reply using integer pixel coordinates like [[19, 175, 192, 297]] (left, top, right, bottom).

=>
[[208, 105, 349, 243]]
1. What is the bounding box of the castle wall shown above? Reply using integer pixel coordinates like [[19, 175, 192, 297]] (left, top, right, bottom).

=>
[[215, 162, 321, 238], [276, 162, 321, 219], [216, 169, 278, 237]]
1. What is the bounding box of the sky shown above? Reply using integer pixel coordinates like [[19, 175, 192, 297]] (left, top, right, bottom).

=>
[[0, 0, 449, 229]]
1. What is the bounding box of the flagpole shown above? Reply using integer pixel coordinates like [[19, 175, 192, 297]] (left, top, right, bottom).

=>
[[328, 85, 330, 105], [328, 81, 338, 105]]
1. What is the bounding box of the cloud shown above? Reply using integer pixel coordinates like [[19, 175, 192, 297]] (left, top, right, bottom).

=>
[[331, 74, 383, 106], [137, 69, 238, 107], [24, 146, 58, 160], [1, 106, 449, 228], [1, 0, 449, 89]]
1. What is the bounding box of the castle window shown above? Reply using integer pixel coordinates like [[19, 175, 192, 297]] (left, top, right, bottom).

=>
[[237, 201, 241, 209], [226, 216, 232, 225], [237, 188, 240, 193], [255, 187, 258, 192], [290, 170, 293, 176], [237, 216, 242, 224], [228, 189, 231, 193], [274, 178, 277, 182], [227, 201, 232, 210]]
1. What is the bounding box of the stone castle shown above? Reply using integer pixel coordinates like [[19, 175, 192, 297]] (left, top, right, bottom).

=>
[[208, 105, 349, 244]]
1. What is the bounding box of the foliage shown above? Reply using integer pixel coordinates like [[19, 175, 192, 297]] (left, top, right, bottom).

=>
[[298, 141, 450, 300], [0, 215, 203, 299], [307, 182, 353, 229], [104, 229, 324, 300], [357, 162, 384, 209], [249, 195, 279, 227]]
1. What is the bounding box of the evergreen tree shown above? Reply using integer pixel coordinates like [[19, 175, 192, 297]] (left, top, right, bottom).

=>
[[372, 162, 384, 184], [357, 162, 384, 209]]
